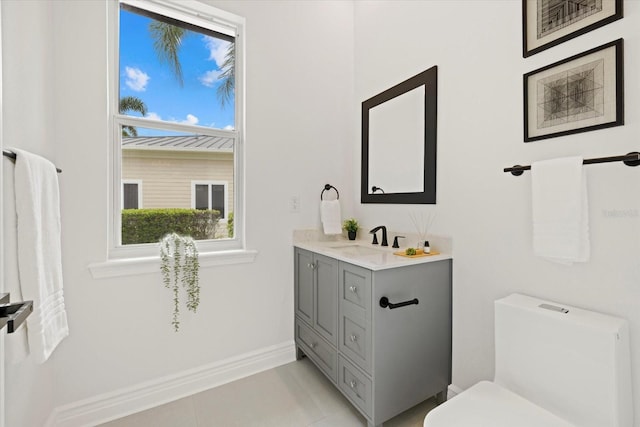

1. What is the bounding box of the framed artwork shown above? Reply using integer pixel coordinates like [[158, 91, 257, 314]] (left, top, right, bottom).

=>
[[523, 38, 623, 142], [522, 0, 623, 57]]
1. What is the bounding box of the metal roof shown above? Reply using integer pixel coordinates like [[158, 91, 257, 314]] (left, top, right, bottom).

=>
[[122, 135, 234, 152]]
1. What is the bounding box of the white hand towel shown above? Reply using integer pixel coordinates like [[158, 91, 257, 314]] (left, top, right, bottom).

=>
[[3, 162, 30, 363], [320, 199, 342, 235], [11, 148, 69, 363], [531, 156, 589, 264]]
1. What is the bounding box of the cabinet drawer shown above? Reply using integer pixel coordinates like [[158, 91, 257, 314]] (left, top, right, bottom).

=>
[[340, 313, 371, 373], [296, 319, 337, 383], [339, 263, 371, 314], [338, 355, 372, 417]]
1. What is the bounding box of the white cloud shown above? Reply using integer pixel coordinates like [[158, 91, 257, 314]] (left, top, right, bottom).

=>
[[145, 112, 197, 126], [125, 66, 150, 92], [199, 69, 223, 88], [208, 122, 234, 130], [203, 36, 230, 68], [182, 114, 199, 125]]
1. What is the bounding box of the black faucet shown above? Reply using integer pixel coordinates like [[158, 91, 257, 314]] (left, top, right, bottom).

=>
[[392, 235, 405, 249], [369, 225, 388, 247]]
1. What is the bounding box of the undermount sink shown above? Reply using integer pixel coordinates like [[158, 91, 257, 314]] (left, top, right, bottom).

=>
[[327, 244, 389, 257]]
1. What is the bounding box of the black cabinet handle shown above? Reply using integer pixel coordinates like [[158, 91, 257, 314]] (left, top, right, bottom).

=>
[[379, 296, 419, 309]]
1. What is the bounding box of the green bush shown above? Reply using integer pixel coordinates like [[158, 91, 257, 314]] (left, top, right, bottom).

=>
[[122, 208, 220, 244], [227, 211, 234, 238]]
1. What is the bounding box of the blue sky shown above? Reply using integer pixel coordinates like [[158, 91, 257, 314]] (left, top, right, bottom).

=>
[[119, 8, 234, 134]]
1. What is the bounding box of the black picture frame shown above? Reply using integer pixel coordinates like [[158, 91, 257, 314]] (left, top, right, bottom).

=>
[[522, 0, 623, 58], [523, 38, 623, 143]]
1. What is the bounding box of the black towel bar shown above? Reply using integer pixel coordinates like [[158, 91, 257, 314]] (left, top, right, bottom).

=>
[[504, 152, 640, 176], [3, 150, 62, 173]]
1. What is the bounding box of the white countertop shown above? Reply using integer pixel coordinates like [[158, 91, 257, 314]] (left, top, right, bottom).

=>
[[294, 239, 452, 271]]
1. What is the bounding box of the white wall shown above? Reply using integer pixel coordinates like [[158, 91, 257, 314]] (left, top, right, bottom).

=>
[[2, 1, 57, 426], [354, 1, 640, 424], [3, 0, 355, 422]]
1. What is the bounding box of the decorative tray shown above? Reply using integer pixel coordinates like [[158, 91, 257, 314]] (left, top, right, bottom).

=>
[[393, 250, 440, 258]]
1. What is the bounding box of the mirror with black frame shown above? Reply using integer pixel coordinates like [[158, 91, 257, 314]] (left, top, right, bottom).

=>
[[361, 66, 437, 204]]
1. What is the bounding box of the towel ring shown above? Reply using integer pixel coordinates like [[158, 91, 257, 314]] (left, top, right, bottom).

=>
[[320, 184, 339, 200]]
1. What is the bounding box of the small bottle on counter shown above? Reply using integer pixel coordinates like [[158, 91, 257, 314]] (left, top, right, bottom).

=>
[[424, 241, 430, 254]]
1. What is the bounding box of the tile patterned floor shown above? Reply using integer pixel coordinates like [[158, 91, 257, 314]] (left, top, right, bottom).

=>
[[99, 357, 437, 427]]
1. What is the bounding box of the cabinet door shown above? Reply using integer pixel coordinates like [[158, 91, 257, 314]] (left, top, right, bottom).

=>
[[294, 248, 314, 325], [314, 254, 338, 345]]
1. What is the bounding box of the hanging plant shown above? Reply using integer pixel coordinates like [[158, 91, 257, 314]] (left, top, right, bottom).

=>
[[159, 232, 200, 331]]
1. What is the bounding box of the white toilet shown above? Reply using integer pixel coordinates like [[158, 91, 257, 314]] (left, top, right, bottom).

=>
[[424, 293, 633, 427]]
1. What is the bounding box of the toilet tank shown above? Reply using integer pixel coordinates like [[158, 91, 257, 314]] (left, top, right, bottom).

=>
[[494, 293, 633, 427]]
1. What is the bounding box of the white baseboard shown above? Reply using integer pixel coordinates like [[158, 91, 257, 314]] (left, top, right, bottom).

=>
[[47, 341, 296, 427]]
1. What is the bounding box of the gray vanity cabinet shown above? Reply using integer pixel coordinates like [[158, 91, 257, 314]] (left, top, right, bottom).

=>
[[294, 246, 452, 427]]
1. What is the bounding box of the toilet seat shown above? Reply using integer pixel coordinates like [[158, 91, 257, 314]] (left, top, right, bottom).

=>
[[423, 381, 574, 427]]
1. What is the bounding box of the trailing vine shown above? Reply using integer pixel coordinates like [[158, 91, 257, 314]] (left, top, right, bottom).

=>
[[159, 233, 200, 331]]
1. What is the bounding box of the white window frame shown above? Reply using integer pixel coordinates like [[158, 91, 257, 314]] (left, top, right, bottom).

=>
[[191, 180, 229, 222], [122, 179, 143, 209], [106, 0, 246, 261]]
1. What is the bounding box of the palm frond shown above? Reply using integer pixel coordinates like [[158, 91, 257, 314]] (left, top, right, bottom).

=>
[[119, 96, 148, 116], [119, 96, 147, 137], [149, 21, 185, 86], [216, 42, 235, 108], [122, 125, 138, 137]]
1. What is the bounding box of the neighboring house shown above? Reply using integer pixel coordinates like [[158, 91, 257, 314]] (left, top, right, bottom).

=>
[[122, 135, 234, 235]]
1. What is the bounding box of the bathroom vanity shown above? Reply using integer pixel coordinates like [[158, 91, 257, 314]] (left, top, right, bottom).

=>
[[294, 240, 452, 427]]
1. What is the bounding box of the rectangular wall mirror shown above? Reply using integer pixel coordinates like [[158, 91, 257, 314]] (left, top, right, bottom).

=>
[[361, 66, 437, 204]]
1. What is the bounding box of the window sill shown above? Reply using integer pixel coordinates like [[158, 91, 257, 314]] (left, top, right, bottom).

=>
[[88, 249, 258, 279]]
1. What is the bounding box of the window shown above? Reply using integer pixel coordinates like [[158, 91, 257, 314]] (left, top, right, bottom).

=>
[[122, 180, 142, 209], [110, 0, 244, 258], [192, 181, 227, 219]]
